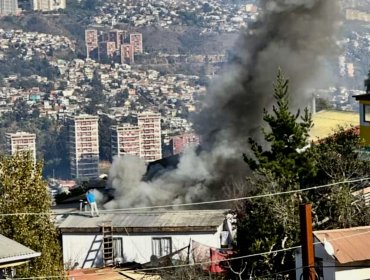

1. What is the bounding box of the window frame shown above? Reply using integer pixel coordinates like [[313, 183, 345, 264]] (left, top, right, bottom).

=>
[[363, 104, 370, 123], [151, 237, 172, 257], [113, 237, 124, 259]]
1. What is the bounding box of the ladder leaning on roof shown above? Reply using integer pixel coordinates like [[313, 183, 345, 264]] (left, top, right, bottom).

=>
[[102, 222, 114, 267], [82, 234, 102, 268]]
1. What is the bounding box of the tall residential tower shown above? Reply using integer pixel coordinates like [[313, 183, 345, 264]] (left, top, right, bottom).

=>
[[0, 0, 18, 15], [68, 115, 99, 179], [138, 112, 161, 162], [111, 124, 141, 158], [111, 112, 162, 162], [6, 132, 36, 163]]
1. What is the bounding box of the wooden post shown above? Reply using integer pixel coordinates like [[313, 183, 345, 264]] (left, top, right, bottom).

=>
[[299, 203, 316, 280]]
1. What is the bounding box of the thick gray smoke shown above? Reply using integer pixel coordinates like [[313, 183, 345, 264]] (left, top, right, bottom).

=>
[[106, 0, 341, 209]]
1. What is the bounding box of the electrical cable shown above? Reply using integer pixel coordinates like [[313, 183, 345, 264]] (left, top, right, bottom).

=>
[[1, 176, 369, 217], [8, 227, 370, 279]]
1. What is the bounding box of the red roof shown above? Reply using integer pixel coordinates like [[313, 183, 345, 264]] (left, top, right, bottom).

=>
[[314, 226, 370, 264]]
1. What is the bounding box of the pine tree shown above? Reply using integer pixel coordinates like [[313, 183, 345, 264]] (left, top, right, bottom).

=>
[[236, 72, 370, 278], [244, 70, 316, 189], [0, 153, 64, 278]]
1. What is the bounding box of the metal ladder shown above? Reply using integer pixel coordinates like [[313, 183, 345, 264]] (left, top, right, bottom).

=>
[[102, 222, 114, 266], [82, 234, 102, 268]]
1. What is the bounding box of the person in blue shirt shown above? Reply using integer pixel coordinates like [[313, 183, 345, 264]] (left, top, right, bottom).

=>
[[86, 190, 99, 217]]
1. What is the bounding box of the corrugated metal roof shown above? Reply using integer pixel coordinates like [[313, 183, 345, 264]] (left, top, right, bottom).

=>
[[59, 210, 228, 232], [0, 234, 41, 264], [314, 226, 370, 264]]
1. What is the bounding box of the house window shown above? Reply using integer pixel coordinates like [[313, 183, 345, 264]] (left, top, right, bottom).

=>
[[152, 237, 172, 257], [113, 238, 123, 260], [364, 104, 370, 122]]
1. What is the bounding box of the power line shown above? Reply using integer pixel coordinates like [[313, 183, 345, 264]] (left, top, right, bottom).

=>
[[137, 227, 370, 272], [1, 176, 369, 217], [9, 227, 370, 279]]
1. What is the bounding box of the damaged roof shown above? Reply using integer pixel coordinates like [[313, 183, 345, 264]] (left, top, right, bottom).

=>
[[0, 234, 41, 266], [314, 225, 370, 264], [59, 209, 228, 233]]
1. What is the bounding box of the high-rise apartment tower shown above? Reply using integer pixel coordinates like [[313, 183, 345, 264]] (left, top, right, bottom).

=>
[[0, 0, 18, 15], [85, 29, 98, 59], [31, 0, 65, 11], [6, 132, 36, 163], [111, 124, 141, 158], [111, 112, 162, 162], [68, 114, 99, 179], [129, 33, 143, 54], [138, 112, 161, 162]]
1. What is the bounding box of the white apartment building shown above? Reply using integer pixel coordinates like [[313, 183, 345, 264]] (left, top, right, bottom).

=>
[[31, 0, 65, 11], [68, 115, 99, 179], [6, 132, 36, 163], [111, 124, 141, 157], [111, 112, 162, 162], [0, 0, 18, 15], [138, 112, 162, 162]]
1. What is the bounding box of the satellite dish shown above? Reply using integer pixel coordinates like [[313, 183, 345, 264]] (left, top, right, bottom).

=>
[[323, 240, 335, 258]]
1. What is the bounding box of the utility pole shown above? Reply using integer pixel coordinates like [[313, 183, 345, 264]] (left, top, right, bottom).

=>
[[299, 203, 316, 280]]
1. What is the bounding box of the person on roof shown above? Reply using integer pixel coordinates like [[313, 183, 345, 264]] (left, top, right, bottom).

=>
[[86, 189, 99, 217]]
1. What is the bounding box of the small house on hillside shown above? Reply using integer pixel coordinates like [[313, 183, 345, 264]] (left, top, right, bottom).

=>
[[0, 234, 41, 278], [58, 209, 234, 269], [295, 226, 370, 280]]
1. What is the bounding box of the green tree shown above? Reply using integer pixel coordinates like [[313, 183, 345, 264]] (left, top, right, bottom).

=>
[[202, 3, 212, 13], [316, 97, 333, 112], [238, 71, 314, 277], [0, 153, 64, 277], [244, 70, 316, 189], [114, 90, 129, 107], [236, 72, 370, 278], [14, 99, 31, 122], [309, 127, 370, 229]]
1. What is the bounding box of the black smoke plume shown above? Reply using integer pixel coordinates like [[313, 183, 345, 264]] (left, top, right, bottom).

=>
[[106, 0, 341, 209]]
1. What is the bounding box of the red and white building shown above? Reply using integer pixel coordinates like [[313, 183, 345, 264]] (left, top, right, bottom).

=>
[[129, 33, 143, 54], [120, 44, 134, 64], [111, 124, 141, 157], [138, 112, 161, 162], [85, 29, 98, 59], [68, 114, 99, 179], [98, 41, 116, 60], [170, 132, 200, 155], [6, 132, 36, 163], [111, 112, 162, 162]]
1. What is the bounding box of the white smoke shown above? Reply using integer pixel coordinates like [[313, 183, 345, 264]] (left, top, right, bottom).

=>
[[105, 150, 218, 209]]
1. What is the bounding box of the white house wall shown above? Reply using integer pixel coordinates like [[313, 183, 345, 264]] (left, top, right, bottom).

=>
[[62, 233, 104, 269], [295, 238, 370, 280], [62, 232, 221, 269], [295, 240, 336, 280], [335, 268, 370, 280]]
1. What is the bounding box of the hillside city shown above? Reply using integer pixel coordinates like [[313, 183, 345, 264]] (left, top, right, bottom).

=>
[[0, 0, 370, 279]]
